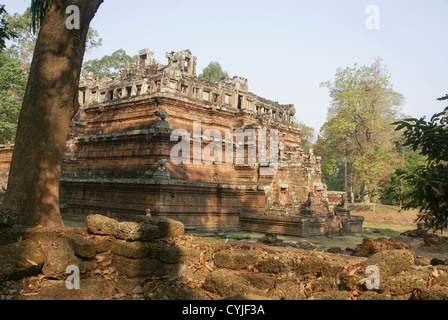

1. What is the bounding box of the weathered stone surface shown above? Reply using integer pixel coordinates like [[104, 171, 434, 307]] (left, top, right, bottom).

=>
[[357, 291, 392, 300], [213, 250, 261, 270], [85, 214, 184, 241], [41, 240, 83, 279], [296, 256, 339, 276], [2, 224, 445, 301], [85, 214, 118, 236], [204, 270, 263, 298], [380, 273, 428, 296], [112, 256, 165, 278], [0, 239, 44, 280], [256, 257, 289, 274], [411, 286, 448, 300], [268, 280, 307, 300], [353, 237, 413, 257], [136, 216, 184, 239], [312, 289, 352, 300], [312, 277, 341, 292], [362, 250, 415, 276], [242, 273, 276, 290], [64, 233, 96, 259]]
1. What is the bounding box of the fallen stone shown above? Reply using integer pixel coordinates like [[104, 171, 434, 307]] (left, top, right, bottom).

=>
[[327, 247, 343, 254], [135, 216, 185, 239], [411, 286, 448, 300], [112, 256, 167, 278], [357, 291, 392, 300], [296, 256, 339, 277], [312, 277, 341, 292], [256, 256, 288, 274], [352, 237, 413, 258], [380, 273, 427, 296], [242, 273, 276, 290], [204, 270, 263, 298], [64, 233, 96, 259], [296, 256, 326, 275], [0, 239, 44, 281], [85, 214, 118, 236], [268, 280, 307, 300], [86, 215, 184, 241], [362, 250, 415, 277], [41, 240, 83, 279], [213, 250, 260, 270], [312, 289, 352, 300]]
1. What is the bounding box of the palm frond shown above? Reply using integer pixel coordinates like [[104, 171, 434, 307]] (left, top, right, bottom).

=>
[[30, 0, 53, 34]]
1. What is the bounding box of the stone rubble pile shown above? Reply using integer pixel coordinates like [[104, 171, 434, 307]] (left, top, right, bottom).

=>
[[0, 215, 447, 300]]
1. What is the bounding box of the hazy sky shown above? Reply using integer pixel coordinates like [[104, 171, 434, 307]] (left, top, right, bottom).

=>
[[4, 0, 448, 133]]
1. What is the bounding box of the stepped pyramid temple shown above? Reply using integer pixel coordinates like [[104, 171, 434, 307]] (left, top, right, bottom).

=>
[[0, 49, 364, 236]]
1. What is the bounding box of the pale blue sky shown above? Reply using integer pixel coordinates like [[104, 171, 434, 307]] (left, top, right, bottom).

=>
[[4, 0, 448, 133]]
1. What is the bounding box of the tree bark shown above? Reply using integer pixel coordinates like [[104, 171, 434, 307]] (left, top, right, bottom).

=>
[[1, 0, 103, 227]]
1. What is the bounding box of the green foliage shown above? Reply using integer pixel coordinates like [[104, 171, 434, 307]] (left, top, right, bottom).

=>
[[0, 5, 18, 51], [82, 49, 136, 78], [381, 148, 428, 203], [198, 61, 229, 83], [86, 28, 102, 52], [313, 135, 345, 191], [317, 58, 405, 200], [354, 145, 395, 202], [296, 121, 315, 154], [392, 98, 448, 231], [0, 51, 27, 143]]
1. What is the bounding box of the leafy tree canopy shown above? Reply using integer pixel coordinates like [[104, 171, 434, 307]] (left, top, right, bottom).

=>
[[0, 5, 17, 51], [0, 51, 27, 144], [82, 49, 136, 78], [393, 96, 448, 231], [198, 61, 229, 83]]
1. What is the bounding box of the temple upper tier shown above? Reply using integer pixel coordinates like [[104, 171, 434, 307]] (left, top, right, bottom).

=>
[[78, 49, 296, 127]]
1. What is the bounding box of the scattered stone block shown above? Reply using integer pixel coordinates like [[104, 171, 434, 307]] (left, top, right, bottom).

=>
[[362, 249, 415, 277], [85, 214, 185, 241], [380, 273, 427, 296], [64, 233, 96, 259], [268, 280, 307, 300], [136, 216, 185, 239], [41, 240, 82, 279], [256, 257, 288, 274], [352, 237, 413, 257], [312, 289, 352, 300], [213, 250, 260, 270], [204, 270, 263, 298], [85, 214, 118, 236], [411, 286, 448, 300], [242, 273, 276, 290]]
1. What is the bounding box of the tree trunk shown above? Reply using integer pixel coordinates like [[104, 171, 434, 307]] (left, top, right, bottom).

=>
[[344, 157, 348, 194], [349, 168, 355, 203], [1, 0, 103, 227]]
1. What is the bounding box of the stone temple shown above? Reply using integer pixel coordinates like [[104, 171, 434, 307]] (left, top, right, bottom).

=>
[[0, 49, 364, 236]]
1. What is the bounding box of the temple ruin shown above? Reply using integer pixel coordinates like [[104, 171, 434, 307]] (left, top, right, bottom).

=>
[[0, 49, 364, 236]]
